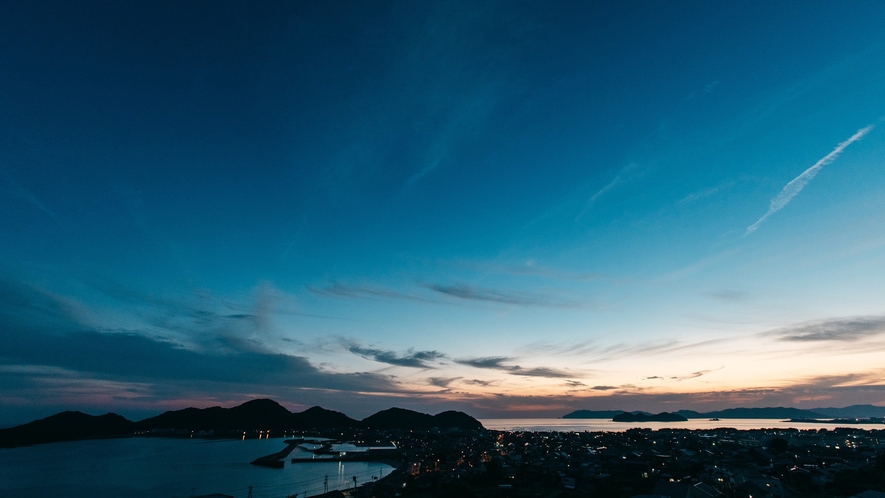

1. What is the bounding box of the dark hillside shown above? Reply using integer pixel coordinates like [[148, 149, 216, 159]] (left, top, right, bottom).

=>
[[291, 406, 358, 429], [0, 411, 134, 448], [361, 407, 483, 430]]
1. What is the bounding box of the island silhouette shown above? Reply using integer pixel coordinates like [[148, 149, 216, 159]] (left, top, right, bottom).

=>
[[563, 405, 885, 420]]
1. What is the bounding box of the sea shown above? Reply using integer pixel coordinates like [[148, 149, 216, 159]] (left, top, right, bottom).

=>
[[479, 417, 885, 432], [0, 436, 393, 498], [2, 418, 882, 498]]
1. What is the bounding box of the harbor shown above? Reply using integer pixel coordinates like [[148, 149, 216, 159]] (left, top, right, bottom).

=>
[[250, 438, 401, 468]]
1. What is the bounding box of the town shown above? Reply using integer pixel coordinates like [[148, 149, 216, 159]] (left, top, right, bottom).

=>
[[305, 425, 885, 498]]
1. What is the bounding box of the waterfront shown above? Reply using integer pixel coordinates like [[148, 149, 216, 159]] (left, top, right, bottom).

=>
[[0, 437, 393, 498], [1, 421, 884, 498], [0, 419, 885, 498], [480, 417, 885, 432]]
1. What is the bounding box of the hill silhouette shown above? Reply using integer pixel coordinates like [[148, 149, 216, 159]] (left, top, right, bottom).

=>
[[612, 411, 687, 422], [135, 398, 307, 431], [291, 406, 359, 428], [0, 399, 482, 448], [362, 407, 483, 430], [0, 411, 134, 447]]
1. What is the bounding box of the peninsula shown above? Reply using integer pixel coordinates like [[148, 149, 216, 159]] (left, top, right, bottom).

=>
[[611, 411, 687, 422]]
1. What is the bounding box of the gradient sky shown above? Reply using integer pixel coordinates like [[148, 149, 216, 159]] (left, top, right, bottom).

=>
[[2, 1, 885, 426]]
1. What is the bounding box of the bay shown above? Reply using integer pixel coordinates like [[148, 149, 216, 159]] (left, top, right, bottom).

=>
[[480, 417, 885, 432], [0, 437, 393, 498]]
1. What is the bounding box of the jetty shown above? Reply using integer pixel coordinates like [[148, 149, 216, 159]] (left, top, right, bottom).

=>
[[250, 439, 301, 468]]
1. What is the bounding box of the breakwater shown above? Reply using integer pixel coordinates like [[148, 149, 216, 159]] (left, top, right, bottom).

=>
[[251, 439, 402, 468], [250, 439, 301, 468]]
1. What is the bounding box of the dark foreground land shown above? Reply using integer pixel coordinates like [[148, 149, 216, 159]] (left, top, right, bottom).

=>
[[4, 400, 884, 497], [338, 425, 885, 498]]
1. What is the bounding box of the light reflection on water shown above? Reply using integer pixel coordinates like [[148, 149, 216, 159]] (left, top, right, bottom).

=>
[[0, 437, 392, 498], [480, 418, 885, 432]]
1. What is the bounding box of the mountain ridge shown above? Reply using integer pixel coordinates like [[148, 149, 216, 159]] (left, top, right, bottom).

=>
[[0, 398, 482, 448]]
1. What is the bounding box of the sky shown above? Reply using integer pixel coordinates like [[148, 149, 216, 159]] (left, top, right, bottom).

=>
[[2, 1, 885, 426]]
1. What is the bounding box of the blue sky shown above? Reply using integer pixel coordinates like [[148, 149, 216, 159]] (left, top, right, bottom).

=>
[[2, 1, 885, 425]]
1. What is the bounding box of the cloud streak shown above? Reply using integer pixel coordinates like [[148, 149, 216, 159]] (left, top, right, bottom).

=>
[[312, 282, 434, 303], [576, 163, 639, 220], [678, 179, 735, 204], [455, 356, 577, 379], [746, 125, 873, 234], [346, 344, 446, 369], [767, 315, 885, 342], [427, 283, 585, 309], [427, 377, 461, 388], [317, 281, 588, 310], [1, 175, 58, 219]]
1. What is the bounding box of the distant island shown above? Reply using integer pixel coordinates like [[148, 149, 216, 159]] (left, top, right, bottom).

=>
[[612, 411, 687, 422], [563, 404, 885, 420], [0, 398, 483, 448]]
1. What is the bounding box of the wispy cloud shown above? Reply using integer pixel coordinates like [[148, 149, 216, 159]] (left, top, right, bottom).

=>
[[676, 367, 723, 381], [705, 289, 750, 303], [402, 156, 443, 193], [346, 343, 446, 368], [455, 356, 577, 379], [746, 125, 873, 235], [517, 339, 715, 364], [463, 379, 499, 387], [317, 280, 589, 309], [427, 377, 461, 388], [590, 163, 637, 204], [312, 282, 432, 303], [643, 367, 723, 382], [486, 260, 600, 281], [457, 356, 514, 369], [766, 315, 885, 342], [576, 163, 639, 220], [427, 283, 585, 309], [678, 179, 735, 204], [509, 367, 574, 378], [0, 175, 57, 219]]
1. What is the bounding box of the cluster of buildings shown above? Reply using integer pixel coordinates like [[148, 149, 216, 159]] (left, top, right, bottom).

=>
[[333, 425, 885, 498]]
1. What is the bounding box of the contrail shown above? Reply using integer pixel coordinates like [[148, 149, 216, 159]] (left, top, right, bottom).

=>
[[746, 125, 873, 235]]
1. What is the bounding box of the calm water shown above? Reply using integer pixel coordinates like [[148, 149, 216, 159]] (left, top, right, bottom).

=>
[[0, 437, 393, 498], [480, 417, 885, 432]]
